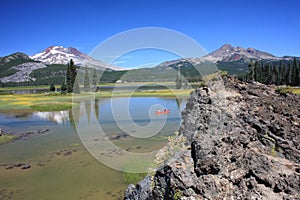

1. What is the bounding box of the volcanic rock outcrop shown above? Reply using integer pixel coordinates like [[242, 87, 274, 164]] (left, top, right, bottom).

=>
[[125, 76, 300, 200]]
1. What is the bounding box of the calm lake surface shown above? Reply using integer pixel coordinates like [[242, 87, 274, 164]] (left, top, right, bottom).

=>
[[0, 96, 186, 200]]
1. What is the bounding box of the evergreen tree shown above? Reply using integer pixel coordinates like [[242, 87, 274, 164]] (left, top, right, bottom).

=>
[[299, 61, 300, 85], [83, 66, 90, 92], [254, 61, 259, 82], [271, 64, 279, 85], [281, 64, 286, 85], [175, 66, 182, 89], [264, 63, 272, 84], [49, 83, 55, 92], [70, 59, 77, 90], [291, 58, 300, 86], [285, 63, 291, 86], [248, 61, 254, 81], [295, 66, 300, 86], [260, 62, 265, 84], [66, 59, 79, 93], [92, 68, 98, 91], [278, 61, 282, 85], [60, 81, 67, 94], [66, 63, 72, 93]]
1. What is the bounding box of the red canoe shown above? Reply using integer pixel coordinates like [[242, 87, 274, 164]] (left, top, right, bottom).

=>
[[155, 109, 170, 114]]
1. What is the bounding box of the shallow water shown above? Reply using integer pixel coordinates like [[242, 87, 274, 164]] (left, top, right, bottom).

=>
[[0, 97, 186, 200]]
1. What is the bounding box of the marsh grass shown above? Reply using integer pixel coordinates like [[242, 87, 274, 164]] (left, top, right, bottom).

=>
[[122, 160, 154, 184], [291, 88, 300, 95], [30, 102, 78, 111], [276, 87, 300, 95], [0, 134, 16, 144], [0, 88, 192, 111]]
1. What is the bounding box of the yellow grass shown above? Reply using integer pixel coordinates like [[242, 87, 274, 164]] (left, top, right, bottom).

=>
[[291, 88, 300, 95]]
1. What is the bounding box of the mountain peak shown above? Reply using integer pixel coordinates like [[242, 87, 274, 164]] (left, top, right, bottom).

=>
[[202, 44, 280, 62], [30, 46, 123, 70], [220, 44, 234, 50]]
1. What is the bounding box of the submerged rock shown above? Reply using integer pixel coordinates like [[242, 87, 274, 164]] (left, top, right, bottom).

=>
[[124, 76, 300, 200], [21, 164, 31, 170]]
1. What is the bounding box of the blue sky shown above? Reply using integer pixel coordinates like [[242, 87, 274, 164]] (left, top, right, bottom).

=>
[[1, 0, 300, 68]]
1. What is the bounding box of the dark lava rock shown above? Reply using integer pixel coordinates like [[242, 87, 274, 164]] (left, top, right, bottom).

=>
[[124, 175, 153, 200], [63, 151, 72, 156], [5, 166, 14, 170], [124, 76, 300, 200]]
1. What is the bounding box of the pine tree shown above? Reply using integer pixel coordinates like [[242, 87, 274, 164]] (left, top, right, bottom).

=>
[[295, 66, 300, 86], [291, 58, 299, 86], [295, 59, 300, 86], [248, 61, 254, 81], [66, 62, 72, 93], [272, 65, 279, 85], [254, 61, 259, 82], [66, 59, 79, 93], [60, 81, 67, 94], [70, 59, 77, 90], [299, 61, 300, 85], [84, 66, 90, 92], [175, 66, 182, 89], [278, 61, 282, 85], [281, 64, 286, 85], [49, 83, 55, 92], [260, 62, 265, 84], [92, 68, 98, 92], [264, 63, 272, 85], [285, 63, 291, 86]]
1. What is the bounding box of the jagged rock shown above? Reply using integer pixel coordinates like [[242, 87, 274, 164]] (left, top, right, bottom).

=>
[[124, 175, 153, 200], [124, 76, 300, 200]]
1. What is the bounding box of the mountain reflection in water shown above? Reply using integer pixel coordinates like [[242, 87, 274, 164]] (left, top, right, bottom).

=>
[[34, 111, 69, 124]]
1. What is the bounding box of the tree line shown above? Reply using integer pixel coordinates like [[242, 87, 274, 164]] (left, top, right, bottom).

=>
[[52, 59, 98, 94], [244, 58, 300, 86]]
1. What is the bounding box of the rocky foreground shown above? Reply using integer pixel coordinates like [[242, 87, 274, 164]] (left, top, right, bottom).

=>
[[124, 76, 300, 200]]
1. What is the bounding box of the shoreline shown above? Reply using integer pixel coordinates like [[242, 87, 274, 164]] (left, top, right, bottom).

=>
[[0, 89, 193, 111]]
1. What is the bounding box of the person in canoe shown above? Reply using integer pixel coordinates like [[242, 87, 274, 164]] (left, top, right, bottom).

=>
[[156, 108, 170, 114]]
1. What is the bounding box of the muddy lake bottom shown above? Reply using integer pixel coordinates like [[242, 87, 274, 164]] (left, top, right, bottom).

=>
[[0, 97, 186, 199]]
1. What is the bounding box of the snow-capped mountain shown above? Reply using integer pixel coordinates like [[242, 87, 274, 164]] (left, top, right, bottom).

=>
[[31, 46, 124, 70], [201, 44, 286, 63]]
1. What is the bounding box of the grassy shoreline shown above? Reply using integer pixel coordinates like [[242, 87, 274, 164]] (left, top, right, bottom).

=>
[[0, 82, 199, 91], [1, 82, 299, 111], [0, 89, 193, 111]]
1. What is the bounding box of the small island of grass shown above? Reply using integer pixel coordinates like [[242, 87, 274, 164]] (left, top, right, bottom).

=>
[[30, 102, 78, 112], [0, 134, 16, 144]]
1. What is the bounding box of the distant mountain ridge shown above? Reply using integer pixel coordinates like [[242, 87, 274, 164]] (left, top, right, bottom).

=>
[[201, 44, 281, 62], [152, 44, 296, 77], [0, 44, 297, 85], [152, 44, 294, 70]]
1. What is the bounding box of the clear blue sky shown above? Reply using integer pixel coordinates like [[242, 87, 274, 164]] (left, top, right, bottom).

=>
[[1, 0, 299, 68]]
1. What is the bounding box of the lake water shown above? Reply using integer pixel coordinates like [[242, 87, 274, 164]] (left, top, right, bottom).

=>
[[0, 97, 186, 200]]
